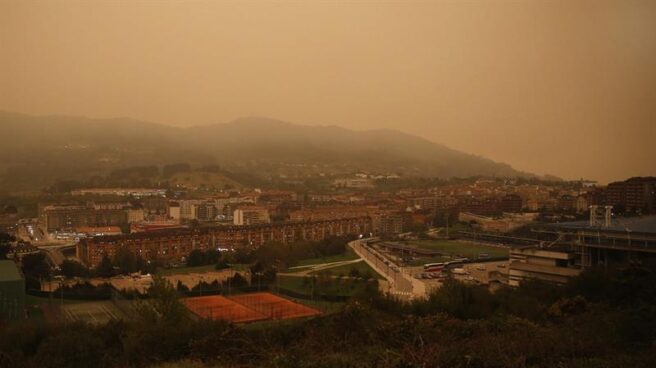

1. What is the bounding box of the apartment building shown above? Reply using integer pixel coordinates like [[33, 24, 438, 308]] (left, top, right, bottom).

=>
[[78, 216, 372, 267], [606, 177, 656, 213], [39, 203, 128, 232], [233, 206, 270, 225]]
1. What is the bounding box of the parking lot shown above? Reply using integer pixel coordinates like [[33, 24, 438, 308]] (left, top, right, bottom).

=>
[[405, 259, 509, 292]]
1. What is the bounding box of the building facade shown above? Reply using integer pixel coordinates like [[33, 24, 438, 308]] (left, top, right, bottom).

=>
[[233, 207, 270, 225], [39, 204, 128, 232], [606, 177, 656, 213], [78, 216, 371, 267], [509, 246, 581, 286]]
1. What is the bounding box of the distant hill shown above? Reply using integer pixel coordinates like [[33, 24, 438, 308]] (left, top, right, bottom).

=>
[[0, 111, 535, 192], [168, 171, 243, 191]]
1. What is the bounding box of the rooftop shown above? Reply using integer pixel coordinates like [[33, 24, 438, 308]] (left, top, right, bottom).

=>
[[0, 260, 22, 282], [549, 215, 656, 235]]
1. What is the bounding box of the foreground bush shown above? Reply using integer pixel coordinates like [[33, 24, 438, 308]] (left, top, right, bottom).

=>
[[2, 266, 656, 367]]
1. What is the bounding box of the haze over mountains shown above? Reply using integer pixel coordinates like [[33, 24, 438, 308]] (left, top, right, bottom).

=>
[[0, 111, 537, 192]]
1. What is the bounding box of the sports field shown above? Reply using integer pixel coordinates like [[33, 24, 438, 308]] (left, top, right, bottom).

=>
[[229, 292, 321, 320], [60, 301, 125, 324], [393, 240, 508, 265], [184, 292, 320, 323], [183, 295, 268, 323]]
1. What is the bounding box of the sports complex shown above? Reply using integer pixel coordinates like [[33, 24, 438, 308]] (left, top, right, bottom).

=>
[[41, 289, 320, 325], [184, 292, 320, 323]]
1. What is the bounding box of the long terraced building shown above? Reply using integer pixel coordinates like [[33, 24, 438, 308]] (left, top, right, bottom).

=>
[[77, 217, 371, 267]]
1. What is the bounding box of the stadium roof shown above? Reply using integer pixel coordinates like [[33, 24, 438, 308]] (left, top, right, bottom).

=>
[[549, 215, 656, 235], [0, 260, 22, 282]]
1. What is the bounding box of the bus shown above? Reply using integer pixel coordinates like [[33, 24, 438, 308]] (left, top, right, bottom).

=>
[[444, 261, 464, 269], [423, 262, 445, 273]]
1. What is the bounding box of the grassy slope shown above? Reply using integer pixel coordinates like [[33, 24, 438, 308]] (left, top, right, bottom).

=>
[[295, 248, 360, 266], [311, 260, 384, 280], [276, 275, 375, 296]]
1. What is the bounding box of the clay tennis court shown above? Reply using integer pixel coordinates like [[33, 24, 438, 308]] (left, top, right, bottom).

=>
[[184, 292, 320, 323], [228, 292, 321, 320], [183, 295, 268, 323]]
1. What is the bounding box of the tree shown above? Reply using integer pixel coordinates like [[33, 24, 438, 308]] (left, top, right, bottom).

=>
[[113, 246, 137, 274], [138, 276, 188, 325], [176, 280, 189, 293], [35, 328, 106, 368], [0, 232, 14, 260], [185, 249, 221, 267], [136, 255, 157, 274], [186, 249, 205, 267], [227, 273, 248, 288], [215, 260, 230, 270], [250, 261, 277, 285], [232, 246, 253, 264], [95, 254, 114, 278], [0, 244, 10, 260], [2, 205, 18, 214], [60, 259, 89, 278], [21, 253, 50, 279]]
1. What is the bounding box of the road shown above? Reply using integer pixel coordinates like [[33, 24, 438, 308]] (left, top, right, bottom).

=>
[[349, 239, 422, 300], [38, 243, 76, 267]]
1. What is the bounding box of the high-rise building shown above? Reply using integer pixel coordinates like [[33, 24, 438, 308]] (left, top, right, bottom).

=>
[[233, 207, 270, 225], [179, 200, 205, 220], [195, 202, 218, 221], [606, 177, 656, 212], [39, 204, 128, 232]]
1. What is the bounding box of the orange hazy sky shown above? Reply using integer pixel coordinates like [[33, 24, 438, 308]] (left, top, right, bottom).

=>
[[1, 0, 654, 183]]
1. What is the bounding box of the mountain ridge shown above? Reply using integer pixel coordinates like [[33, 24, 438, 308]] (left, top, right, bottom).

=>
[[0, 111, 539, 192]]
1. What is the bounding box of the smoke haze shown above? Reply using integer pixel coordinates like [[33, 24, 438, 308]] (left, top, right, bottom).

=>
[[1, 0, 654, 182]]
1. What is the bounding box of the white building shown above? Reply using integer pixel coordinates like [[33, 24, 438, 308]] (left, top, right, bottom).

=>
[[168, 203, 181, 220], [509, 246, 581, 286], [233, 207, 270, 226], [179, 200, 205, 220], [126, 207, 145, 223]]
